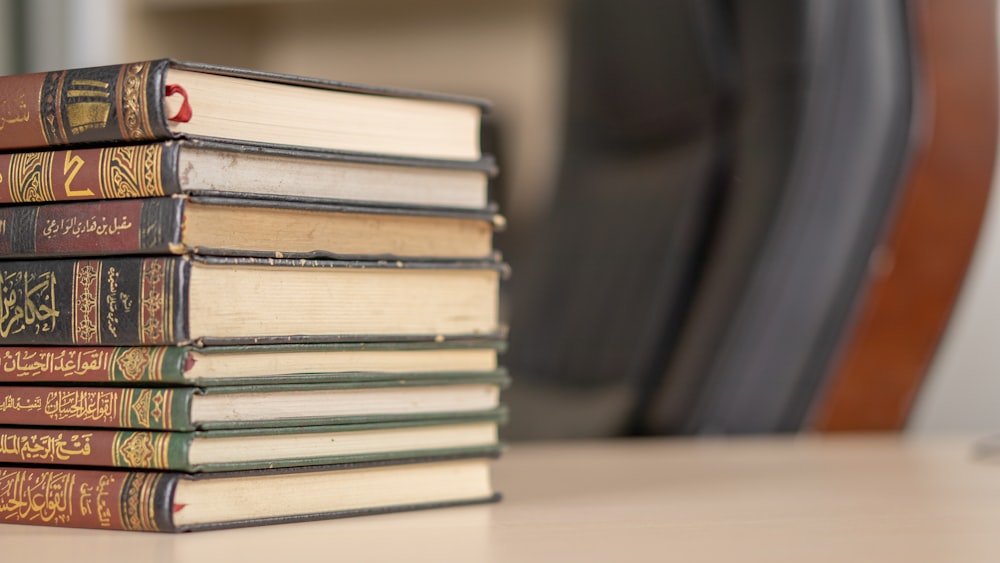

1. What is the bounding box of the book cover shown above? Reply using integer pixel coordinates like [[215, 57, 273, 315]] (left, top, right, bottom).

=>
[[0, 374, 509, 430], [0, 195, 501, 260], [0, 255, 504, 346], [0, 412, 505, 472], [0, 455, 499, 532], [0, 60, 487, 159], [0, 341, 505, 386]]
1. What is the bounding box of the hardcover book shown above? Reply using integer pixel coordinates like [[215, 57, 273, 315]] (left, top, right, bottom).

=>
[[0, 413, 503, 471], [0, 139, 494, 210], [0, 196, 501, 260], [0, 341, 502, 386], [0, 373, 507, 430], [0, 456, 497, 532], [0, 255, 503, 346], [0, 60, 486, 160]]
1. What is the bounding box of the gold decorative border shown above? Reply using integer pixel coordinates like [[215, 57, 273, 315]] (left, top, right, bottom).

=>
[[139, 258, 174, 344], [72, 260, 101, 345], [118, 62, 154, 141], [118, 388, 172, 429], [112, 431, 171, 469], [111, 346, 161, 382], [120, 472, 162, 532], [147, 346, 168, 382], [8, 152, 55, 203], [98, 144, 165, 199], [40, 71, 68, 146]]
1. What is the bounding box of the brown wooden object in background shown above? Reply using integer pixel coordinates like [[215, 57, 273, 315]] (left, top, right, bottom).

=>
[[812, 0, 998, 431]]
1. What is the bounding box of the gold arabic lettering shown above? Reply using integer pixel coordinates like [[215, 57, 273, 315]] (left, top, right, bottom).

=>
[[43, 390, 117, 423], [0, 270, 59, 337], [63, 151, 94, 197], [0, 432, 93, 462], [40, 215, 134, 240], [0, 469, 76, 524], [0, 95, 30, 131], [0, 394, 43, 413], [0, 349, 111, 379]]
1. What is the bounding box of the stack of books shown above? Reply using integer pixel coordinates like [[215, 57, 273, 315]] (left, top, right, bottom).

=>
[[0, 60, 506, 532]]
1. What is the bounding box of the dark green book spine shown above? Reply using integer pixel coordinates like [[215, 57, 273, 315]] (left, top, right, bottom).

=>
[[0, 257, 189, 345]]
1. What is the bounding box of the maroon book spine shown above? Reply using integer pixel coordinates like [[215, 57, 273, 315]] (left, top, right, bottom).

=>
[[0, 143, 179, 204], [0, 60, 171, 151], [0, 465, 176, 531], [0, 197, 182, 257]]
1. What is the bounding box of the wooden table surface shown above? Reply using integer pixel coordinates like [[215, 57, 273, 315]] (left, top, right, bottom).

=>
[[3, 436, 999, 562]]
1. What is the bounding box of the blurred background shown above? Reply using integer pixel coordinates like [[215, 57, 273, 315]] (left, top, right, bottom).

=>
[[2, 0, 998, 440]]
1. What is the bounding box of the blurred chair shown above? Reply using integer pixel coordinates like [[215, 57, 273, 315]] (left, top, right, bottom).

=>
[[504, 0, 996, 438]]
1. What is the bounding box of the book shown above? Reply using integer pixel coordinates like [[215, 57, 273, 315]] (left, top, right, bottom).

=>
[[0, 341, 502, 386], [0, 456, 497, 531], [0, 256, 502, 346], [0, 413, 503, 471], [0, 139, 494, 210], [0, 374, 506, 430], [0, 60, 485, 160], [0, 196, 501, 260]]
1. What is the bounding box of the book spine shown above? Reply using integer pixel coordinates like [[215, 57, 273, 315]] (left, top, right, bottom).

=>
[[0, 256, 190, 345], [0, 346, 190, 384], [0, 142, 181, 204], [0, 465, 176, 531], [0, 60, 171, 151], [0, 386, 194, 430], [0, 427, 190, 470], [0, 197, 183, 258]]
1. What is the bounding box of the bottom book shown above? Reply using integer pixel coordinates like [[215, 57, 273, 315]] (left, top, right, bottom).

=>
[[0, 456, 497, 532]]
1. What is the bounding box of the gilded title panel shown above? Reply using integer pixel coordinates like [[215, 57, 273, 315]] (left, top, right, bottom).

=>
[[0, 269, 59, 338]]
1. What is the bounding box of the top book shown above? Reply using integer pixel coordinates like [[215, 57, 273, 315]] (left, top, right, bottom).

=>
[[0, 60, 486, 160]]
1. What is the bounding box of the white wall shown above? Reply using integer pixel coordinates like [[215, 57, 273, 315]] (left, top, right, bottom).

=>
[[909, 3, 1000, 434]]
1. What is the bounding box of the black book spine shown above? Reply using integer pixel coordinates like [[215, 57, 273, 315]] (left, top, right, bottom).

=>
[[0, 257, 189, 345]]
